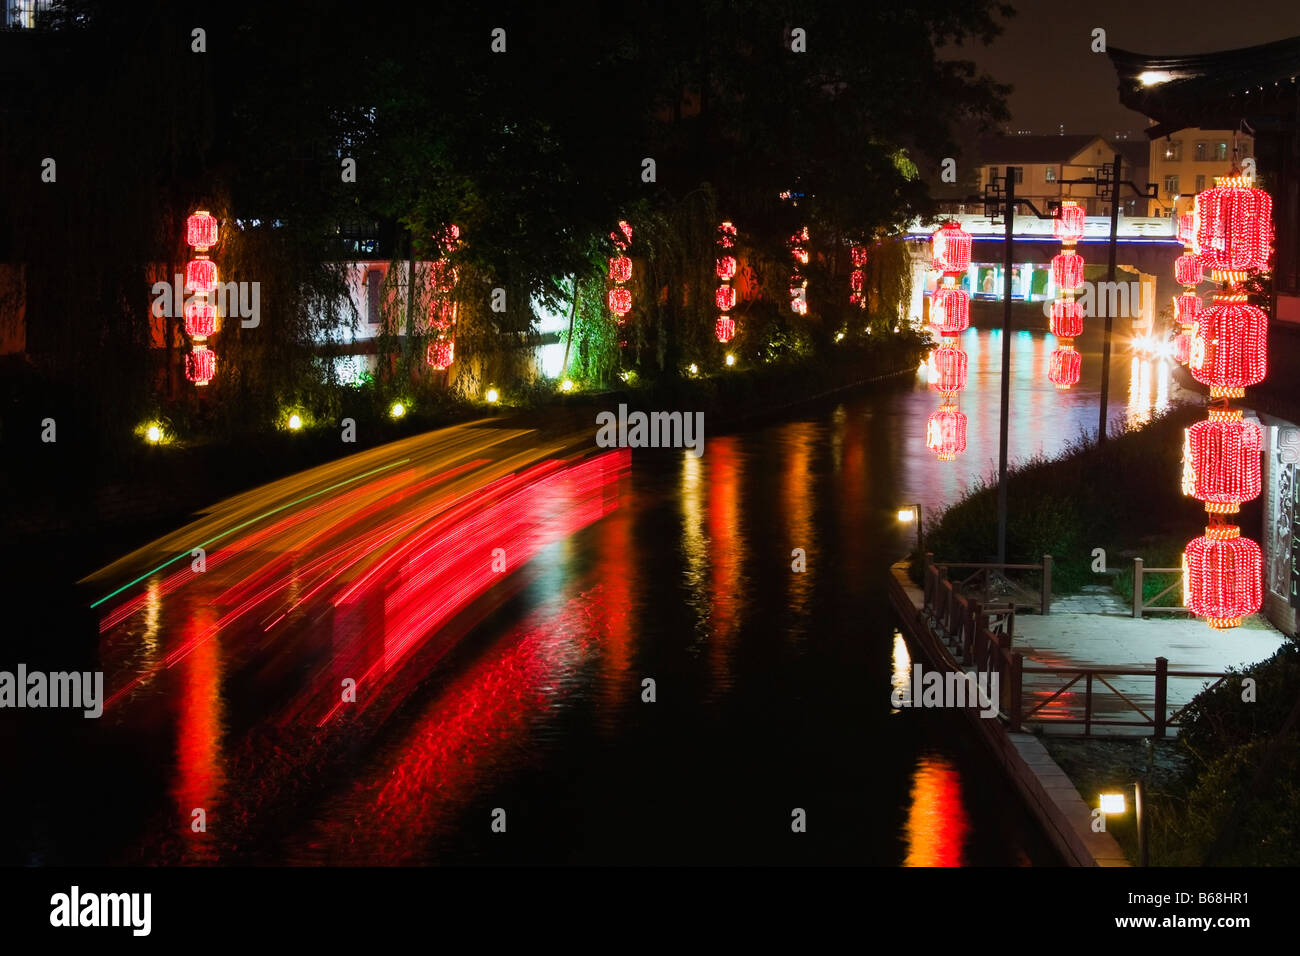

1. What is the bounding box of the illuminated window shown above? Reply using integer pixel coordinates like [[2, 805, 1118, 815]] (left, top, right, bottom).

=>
[[1164, 140, 1183, 161], [5, 0, 52, 28], [1213, 142, 1228, 161], [1195, 174, 1206, 192], [1011, 167, 1023, 184], [1045, 166, 1057, 182], [1164, 175, 1179, 196], [1194, 142, 1208, 161]]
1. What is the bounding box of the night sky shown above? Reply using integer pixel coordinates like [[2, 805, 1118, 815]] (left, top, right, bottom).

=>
[[959, 0, 1300, 136]]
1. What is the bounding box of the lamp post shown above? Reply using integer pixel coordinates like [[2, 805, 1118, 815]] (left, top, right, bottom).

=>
[[898, 504, 922, 555], [1099, 781, 1149, 866]]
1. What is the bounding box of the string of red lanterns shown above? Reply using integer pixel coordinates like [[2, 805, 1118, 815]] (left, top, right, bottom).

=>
[[1048, 201, 1085, 390], [1181, 170, 1272, 629], [426, 224, 461, 370], [1171, 213, 1201, 364], [608, 220, 633, 321], [926, 222, 972, 460], [789, 225, 809, 315], [183, 210, 218, 387], [849, 244, 868, 310], [715, 221, 737, 343]]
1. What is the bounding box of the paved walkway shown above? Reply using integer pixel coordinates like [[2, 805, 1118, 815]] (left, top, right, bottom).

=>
[[1013, 594, 1289, 736]]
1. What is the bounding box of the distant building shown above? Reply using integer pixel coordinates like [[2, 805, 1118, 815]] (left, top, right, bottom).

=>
[[973, 134, 1149, 218], [1145, 126, 1253, 217]]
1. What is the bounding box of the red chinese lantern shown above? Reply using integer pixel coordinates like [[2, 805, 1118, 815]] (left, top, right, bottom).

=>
[[931, 223, 972, 274], [608, 287, 632, 316], [1194, 177, 1273, 276], [716, 286, 736, 311], [1187, 411, 1262, 512], [1050, 300, 1083, 339], [1049, 347, 1081, 390], [1051, 252, 1084, 291], [610, 256, 633, 283], [716, 256, 737, 281], [428, 338, 454, 370], [1177, 213, 1195, 245], [1172, 332, 1191, 364], [186, 211, 218, 250], [1174, 254, 1204, 287], [718, 221, 736, 248], [1053, 201, 1086, 242], [926, 404, 967, 461], [186, 257, 218, 295], [1174, 294, 1200, 325], [851, 246, 868, 268], [184, 299, 216, 337], [430, 260, 459, 292], [430, 300, 457, 330], [185, 346, 216, 386], [612, 220, 633, 249], [1184, 525, 1262, 628], [715, 316, 735, 343], [1189, 294, 1268, 395], [930, 288, 970, 335], [850, 270, 865, 293], [931, 346, 967, 395]]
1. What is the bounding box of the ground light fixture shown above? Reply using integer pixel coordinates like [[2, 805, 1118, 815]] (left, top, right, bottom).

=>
[[560, 378, 574, 392], [287, 413, 303, 431], [897, 503, 922, 554], [144, 423, 163, 444], [389, 401, 406, 419], [1099, 782, 1149, 866], [688, 363, 699, 375], [724, 352, 736, 367], [836, 331, 845, 342], [484, 387, 500, 404]]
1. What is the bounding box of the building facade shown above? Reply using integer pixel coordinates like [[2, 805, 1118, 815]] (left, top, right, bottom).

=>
[[1146, 127, 1254, 217], [975, 134, 1149, 218]]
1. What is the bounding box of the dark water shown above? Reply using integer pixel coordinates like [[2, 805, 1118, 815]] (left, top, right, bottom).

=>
[[5, 328, 1170, 865]]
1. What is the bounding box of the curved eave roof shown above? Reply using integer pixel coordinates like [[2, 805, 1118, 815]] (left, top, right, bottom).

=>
[[1109, 36, 1300, 138]]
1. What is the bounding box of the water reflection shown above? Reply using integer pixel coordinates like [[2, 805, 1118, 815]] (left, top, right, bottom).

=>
[[903, 754, 971, 867]]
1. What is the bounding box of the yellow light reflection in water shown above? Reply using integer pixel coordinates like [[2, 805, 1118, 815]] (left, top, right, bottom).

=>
[[891, 631, 911, 714], [781, 423, 815, 617], [1126, 354, 1171, 428], [903, 753, 970, 867]]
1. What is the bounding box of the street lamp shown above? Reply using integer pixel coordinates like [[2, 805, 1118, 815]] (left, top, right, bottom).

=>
[[1099, 781, 1149, 866], [897, 503, 923, 555]]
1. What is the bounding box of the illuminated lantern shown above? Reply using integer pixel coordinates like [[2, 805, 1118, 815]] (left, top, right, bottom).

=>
[[610, 256, 633, 283], [608, 287, 632, 316], [1187, 411, 1262, 512], [718, 222, 736, 248], [926, 404, 967, 461], [1053, 201, 1086, 242], [1172, 332, 1191, 364], [1189, 294, 1268, 395], [185, 346, 216, 386], [428, 338, 454, 370], [186, 257, 217, 295], [790, 287, 808, 315], [715, 316, 735, 343], [1050, 300, 1084, 339], [436, 224, 462, 254], [184, 299, 216, 337], [1173, 254, 1204, 287], [716, 286, 736, 311], [1050, 252, 1084, 291], [186, 211, 218, 250], [850, 270, 865, 293], [429, 299, 457, 331], [1194, 177, 1273, 277], [931, 288, 970, 335], [1174, 294, 1200, 325], [1184, 525, 1262, 628], [430, 261, 459, 292], [716, 256, 737, 280], [1049, 347, 1081, 390], [931, 345, 967, 395], [851, 246, 868, 268], [1177, 213, 1195, 245], [931, 223, 972, 273]]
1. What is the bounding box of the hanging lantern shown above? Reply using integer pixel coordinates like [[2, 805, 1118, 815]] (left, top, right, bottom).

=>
[[429, 299, 457, 331], [715, 286, 736, 311], [850, 270, 865, 293], [608, 287, 632, 317], [718, 221, 736, 248], [1173, 254, 1204, 287], [184, 299, 217, 337], [1189, 294, 1268, 395], [430, 260, 459, 292], [1184, 525, 1262, 628], [851, 246, 868, 268], [1049, 347, 1081, 390], [428, 338, 454, 370], [186, 211, 218, 250], [715, 316, 735, 343], [716, 256, 737, 280], [931, 345, 968, 395], [185, 346, 216, 386], [1053, 201, 1086, 242], [1174, 294, 1201, 325], [926, 404, 967, 461], [611, 220, 633, 249], [186, 257, 218, 295], [1051, 252, 1084, 291], [1172, 332, 1192, 364], [931, 288, 970, 335], [1194, 176, 1273, 277], [1050, 300, 1084, 339], [610, 256, 633, 283], [1177, 213, 1195, 245], [1187, 411, 1262, 512], [931, 223, 972, 274]]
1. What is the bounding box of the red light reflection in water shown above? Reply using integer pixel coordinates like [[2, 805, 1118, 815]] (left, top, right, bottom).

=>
[[903, 753, 969, 866], [707, 437, 744, 682], [172, 604, 226, 863]]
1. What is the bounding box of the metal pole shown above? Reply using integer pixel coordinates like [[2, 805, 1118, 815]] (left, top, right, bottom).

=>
[[997, 171, 1016, 566], [1097, 153, 1122, 443], [1135, 780, 1148, 867], [916, 503, 923, 555]]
